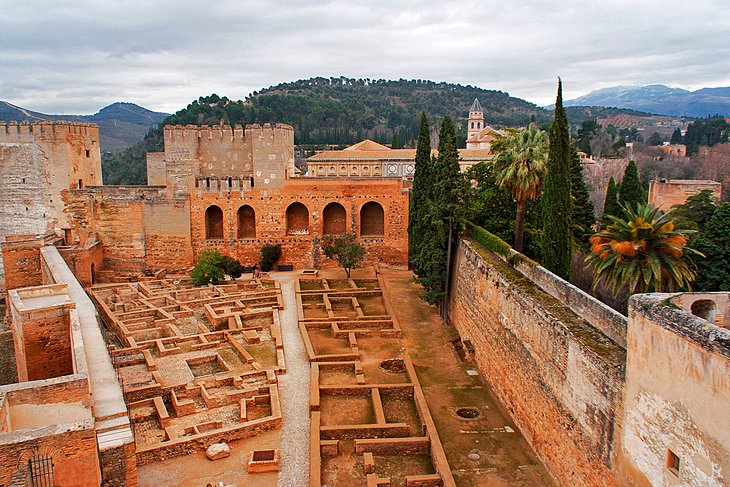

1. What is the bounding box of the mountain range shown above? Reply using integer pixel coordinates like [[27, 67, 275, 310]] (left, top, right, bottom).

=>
[[563, 84, 730, 118], [0, 101, 169, 153]]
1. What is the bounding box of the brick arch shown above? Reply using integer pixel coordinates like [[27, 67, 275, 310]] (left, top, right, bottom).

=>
[[286, 202, 309, 235], [322, 202, 347, 235], [237, 205, 256, 239], [205, 205, 224, 239], [360, 201, 385, 237]]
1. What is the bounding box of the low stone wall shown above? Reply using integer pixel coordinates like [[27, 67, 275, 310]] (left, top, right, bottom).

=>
[[448, 238, 626, 487]]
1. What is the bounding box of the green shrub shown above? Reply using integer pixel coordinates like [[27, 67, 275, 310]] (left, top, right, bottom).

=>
[[221, 255, 244, 278], [260, 244, 282, 272], [191, 250, 226, 286]]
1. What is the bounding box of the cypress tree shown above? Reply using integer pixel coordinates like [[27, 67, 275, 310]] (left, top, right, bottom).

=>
[[542, 79, 573, 280], [408, 113, 432, 271], [603, 176, 620, 219], [570, 145, 596, 241], [416, 116, 469, 304], [618, 160, 645, 209]]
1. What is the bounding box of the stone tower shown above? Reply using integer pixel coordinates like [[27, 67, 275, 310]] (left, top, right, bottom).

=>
[[467, 98, 484, 141]]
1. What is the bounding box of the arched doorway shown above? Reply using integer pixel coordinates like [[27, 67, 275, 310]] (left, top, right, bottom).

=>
[[323, 202, 347, 235], [286, 202, 309, 235], [205, 205, 224, 239], [237, 205, 256, 239], [360, 201, 384, 236]]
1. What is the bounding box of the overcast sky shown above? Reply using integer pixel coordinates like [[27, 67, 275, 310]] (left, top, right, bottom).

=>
[[1, 0, 729, 114]]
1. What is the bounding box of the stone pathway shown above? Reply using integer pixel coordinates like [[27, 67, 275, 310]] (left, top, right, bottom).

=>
[[380, 268, 554, 487], [275, 276, 310, 487]]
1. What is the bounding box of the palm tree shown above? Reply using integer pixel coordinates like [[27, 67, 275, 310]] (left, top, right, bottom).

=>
[[492, 122, 548, 252], [585, 203, 702, 295]]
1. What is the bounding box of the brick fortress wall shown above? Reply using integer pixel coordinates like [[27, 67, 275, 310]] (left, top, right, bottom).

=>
[[0, 122, 101, 292], [191, 178, 409, 268], [449, 238, 626, 486]]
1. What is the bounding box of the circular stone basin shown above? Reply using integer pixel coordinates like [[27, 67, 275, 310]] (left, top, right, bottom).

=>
[[379, 359, 406, 374], [467, 451, 481, 461], [456, 407, 480, 419]]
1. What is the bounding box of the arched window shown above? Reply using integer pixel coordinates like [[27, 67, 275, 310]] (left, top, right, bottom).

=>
[[286, 202, 309, 235], [237, 205, 256, 239], [205, 205, 224, 239], [360, 202, 384, 237], [691, 299, 718, 323], [323, 202, 347, 235]]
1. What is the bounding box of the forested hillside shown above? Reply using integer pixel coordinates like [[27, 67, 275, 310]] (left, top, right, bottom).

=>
[[102, 77, 677, 185], [103, 78, 552, 184]]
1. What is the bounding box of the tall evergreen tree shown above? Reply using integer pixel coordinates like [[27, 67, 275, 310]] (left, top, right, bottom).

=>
[[416, 116, 469, 304], [693, 202, 730, 291], [542, 79, 573, 280], [603, 177, 620, 219], [408, 113, 432, 271], [569, 145, 595, 242], [618, 160, 645, 209]]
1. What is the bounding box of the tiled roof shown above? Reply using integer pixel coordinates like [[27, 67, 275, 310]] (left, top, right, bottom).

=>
[[470, 98, 483, 112], [308, 139, 494, 162]]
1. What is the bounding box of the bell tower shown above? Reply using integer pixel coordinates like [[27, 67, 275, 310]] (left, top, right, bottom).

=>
[[467, 98, 484, 141]]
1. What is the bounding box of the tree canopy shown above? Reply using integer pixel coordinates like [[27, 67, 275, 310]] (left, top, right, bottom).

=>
[[693, 202, 730, 291], [542, 79, 573, 280]]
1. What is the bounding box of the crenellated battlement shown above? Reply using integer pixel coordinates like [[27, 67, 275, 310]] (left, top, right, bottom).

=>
[[162, 123, 293, 145], [0, 120, 99, 143]]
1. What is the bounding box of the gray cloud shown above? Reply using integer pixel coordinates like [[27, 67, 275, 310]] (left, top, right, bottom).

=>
[[1, 0, 728, 114]]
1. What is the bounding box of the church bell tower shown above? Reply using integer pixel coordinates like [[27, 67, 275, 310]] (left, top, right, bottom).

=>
[[467, 98, 484, 141]]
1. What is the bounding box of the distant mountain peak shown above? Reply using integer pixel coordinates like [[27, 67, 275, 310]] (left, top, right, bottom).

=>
[[563, 84, 729, 117]]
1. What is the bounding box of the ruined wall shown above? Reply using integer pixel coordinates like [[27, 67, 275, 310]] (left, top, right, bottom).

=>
[[620, 294, 730, 486], [12, 305, 73, 382], [62, 187, 193, 273], [0, 122, 101, 292], [58, 241, 104, 287], [582, 158, 630, 217], [449, 238, 626, 486], [647, 179, 722, 211], [190, 178, 409, 268]]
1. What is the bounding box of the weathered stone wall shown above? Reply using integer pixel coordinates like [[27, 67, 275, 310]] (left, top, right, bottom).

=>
[[582, 158, 630, 217], [647, 179, 722, 211], [0, 122, 101, 292], [62, 187, 193, 273], [58, 241, 104, 287], [0, 425, 100, 487], [99, 440, 137, 487], [448, 238, 626, 486], [13, 308, 73, 382], [620, 293, 730, 486]]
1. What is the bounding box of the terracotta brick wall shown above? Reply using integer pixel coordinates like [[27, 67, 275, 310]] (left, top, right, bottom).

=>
[[190, 178, 409, 268], [448, 239, 626, 486], [13, 307, 74, 382], [0, 427, 100, 487]]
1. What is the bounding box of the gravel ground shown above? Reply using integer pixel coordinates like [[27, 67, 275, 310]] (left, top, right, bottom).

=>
[[276, 277, 311, 487]]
